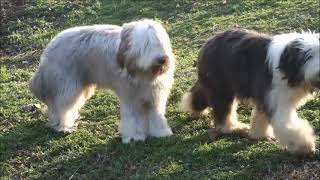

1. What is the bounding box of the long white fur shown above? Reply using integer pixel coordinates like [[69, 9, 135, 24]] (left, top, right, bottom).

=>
[[266, 32, 319, 154], [124, 20, 174, 71], [30, 20, 175, 143]]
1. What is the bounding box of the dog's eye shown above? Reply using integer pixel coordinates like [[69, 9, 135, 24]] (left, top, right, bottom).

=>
[[156, 55, 169, 65]]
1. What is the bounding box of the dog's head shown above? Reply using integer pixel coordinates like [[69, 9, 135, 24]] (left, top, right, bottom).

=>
[[277, 32, 320, 89], [117, 19, 175, 78]]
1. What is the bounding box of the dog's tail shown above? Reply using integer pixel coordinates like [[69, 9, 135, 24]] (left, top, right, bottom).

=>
[[29, 70, 47, 103], [180, 80, 209, 117]]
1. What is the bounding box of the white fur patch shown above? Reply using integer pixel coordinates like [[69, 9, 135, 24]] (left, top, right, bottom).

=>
[[265, 32, 319, 154], [267, 32, 320, 86], [267, 32, 319, 69]]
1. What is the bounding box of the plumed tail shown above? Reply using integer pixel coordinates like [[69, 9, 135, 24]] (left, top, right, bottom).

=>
[[29, 70, 47, 102], [180, 81, 209, 117]]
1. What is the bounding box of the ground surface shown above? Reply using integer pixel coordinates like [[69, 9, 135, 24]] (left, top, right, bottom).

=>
[[0, 0, 319, 179]]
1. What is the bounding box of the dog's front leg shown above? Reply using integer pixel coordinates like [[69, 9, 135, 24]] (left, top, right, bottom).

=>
[[147, 98, 173, 138], [271, 107, 316, 155], [119, 99, 146, 143]]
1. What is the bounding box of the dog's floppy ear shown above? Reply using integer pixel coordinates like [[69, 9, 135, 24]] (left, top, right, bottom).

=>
[[117, 26, 137, 77], [278, 39, 312, 86]]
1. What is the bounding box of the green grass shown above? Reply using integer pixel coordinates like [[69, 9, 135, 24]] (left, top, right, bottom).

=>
[[1, 0, 319, 179]]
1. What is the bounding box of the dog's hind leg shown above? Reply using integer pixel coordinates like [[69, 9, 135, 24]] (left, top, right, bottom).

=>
[[210, 90, 249, 135], [48, 82, 92, 133], [46, 102, 60, 128], [249, 108, 274, 140], [47, 96, 81, 133]]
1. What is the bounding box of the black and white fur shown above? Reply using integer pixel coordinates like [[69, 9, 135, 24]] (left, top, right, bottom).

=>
[[181, 29, 319, 154]]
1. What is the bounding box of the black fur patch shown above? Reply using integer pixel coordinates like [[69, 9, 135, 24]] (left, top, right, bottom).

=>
[[278, 39, 313, 87], [194, 29, 273, 126]]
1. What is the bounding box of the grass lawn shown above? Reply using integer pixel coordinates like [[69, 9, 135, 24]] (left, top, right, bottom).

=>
[[0, 0, 319, 179]]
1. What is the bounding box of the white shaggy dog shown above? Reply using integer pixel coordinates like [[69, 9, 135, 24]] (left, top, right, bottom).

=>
[[181, 30, 319, 155], [29, 19, 175, 143]]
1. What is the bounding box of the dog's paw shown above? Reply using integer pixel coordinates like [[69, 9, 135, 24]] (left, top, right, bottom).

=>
[[121, 134, 146, 144], [53, 125, 78, 133], [285, 137, 316, 156], [233, 123, 250, 133], [149, 127, 173, 137], [249, 130, 276, 142], [275, 119, 316, 156], [286, 144, 316, 156], [208, 128, 221, 140], [248, 134, 277, 142], [46, 119, 79, 133], [45, 121, 59, 128], [217, 122, 250, 136]]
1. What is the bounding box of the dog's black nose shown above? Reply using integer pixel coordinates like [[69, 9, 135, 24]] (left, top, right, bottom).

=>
[[158, 58, 165, 65], [157, 55, 168, 65]]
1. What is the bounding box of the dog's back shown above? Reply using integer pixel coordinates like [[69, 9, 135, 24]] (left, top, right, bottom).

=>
[[181, 30, 273, 116], [198, 30, 272, 100], [29, 25, 122, 103]]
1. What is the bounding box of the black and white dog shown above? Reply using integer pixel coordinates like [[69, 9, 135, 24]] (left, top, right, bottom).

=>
[[181, 29, 319, 154]]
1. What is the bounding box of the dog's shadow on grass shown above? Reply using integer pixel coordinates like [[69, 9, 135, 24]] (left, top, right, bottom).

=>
[[0, 119, 66, 162], [33, 123, 314, 179], [2, 109, 318, 179], [2, 103, 318, 179]]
